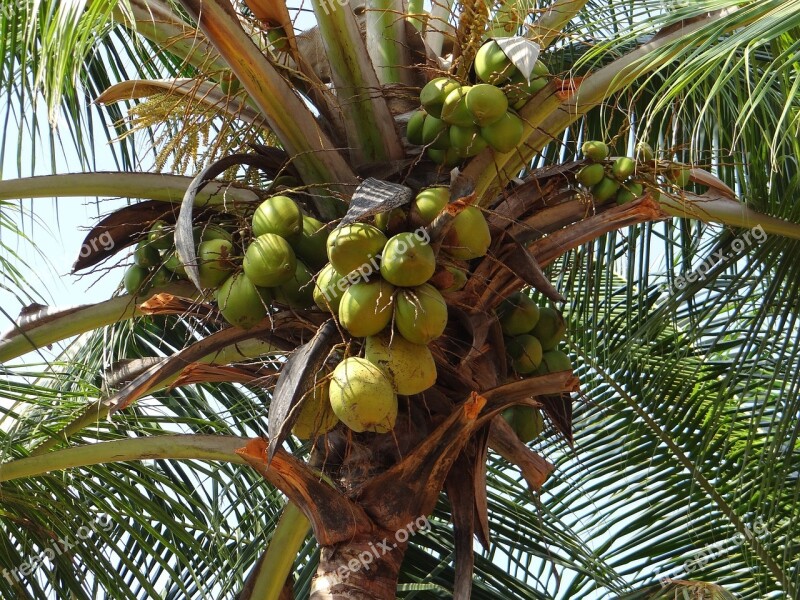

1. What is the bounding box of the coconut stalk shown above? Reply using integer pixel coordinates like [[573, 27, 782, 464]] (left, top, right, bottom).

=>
[[309, 0, 405, 165], [175, 0, 358, 202], [366, 0, 413, 85], [0, 172, 259, 206], [528, 0, 590, 46]]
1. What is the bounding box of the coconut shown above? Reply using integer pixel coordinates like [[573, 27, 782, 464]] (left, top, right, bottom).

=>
[[429, 264, 468, 292], [592, 177, 621, 202], [149, 267, 173, 288], [243, 233, 297, 287], [133, 242, 160, 269], [193, 223, 233, 244], [365, 332, 437, 395], [197, 238, 236, 288], [616, 182, 644, 205], [669, 165, 692, 188], [480, 111, 524, 153], [505, 74, 548, 110], [419, 77, 460, 119], [442, 206, 491, 260], [313, 262, 350, 313], [474, 41, 517, 84], [292, 216, 328, 269], [273, 260, 315, 308], [498, 291, 540, 335], [635, 141, 655, 162], [406, 109, 427, 145], [329, 357, 397, 433], [252, 195, 303, 239], [506, 334, 543, 374], [292, 379, 339, 439], [215, 272, 270, 329], [413, 187, 449, 225], [124, 265, 150, 295], [581, 140, 609, 161], [147, 220, 172, 250], [503, 406, 544, 443], [421, 115, 451, 150], [395, 283, 448, 345], [427, 147, 461, 167], [465, 84, 508, 127], [611, 157, 636, 181], [374, 208, 406, 233], [339, 279, 395, 337], [449, 124, 489, 158], [535, 349, 573, 374], [440, 86, 475, 127], [380, 231, 436, 287], [531, 307, 566, 350], [326, 223, 387, 276], [576, 163, 605, 187], [163, 250, 187, 277]]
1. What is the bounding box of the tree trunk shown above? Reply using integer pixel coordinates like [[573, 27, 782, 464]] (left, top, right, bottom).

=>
[[310, 536, 407, 599]]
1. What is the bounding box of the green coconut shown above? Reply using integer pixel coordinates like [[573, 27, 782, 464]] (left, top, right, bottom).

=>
[[193, 224, 233, 244], [669, 165, 692, 188], [503, 406, 544, 443], [365, 332, 437, 395], [124, 265, 151, 295], [215, 272, 270, 329], [380, 231, 436, 287], [329, 357, 397, 433], [252, 195, 303, 239], [406, 109, 427, 145], [582, 140, 609, 162], [292, 379, 339, 439], [413, 187, 449, 225], [440, 86, 475, 127], [338, 279, 395, 337], [505, 75, 548, 110], [531, 307, 566, 350], [427, 147, 461, 167], [133, 242, 160, 269], [497, 291, 540, 335], [163, 250, 188, 277], [449, 124, 488, 158], [576, 163, 605, 187], [273, 260, 315, 308], [243, 233, 297, 287], [474, 41, 517, 84], [421, 115, 451, 150], [147, 220, 172, 250], [480, 111, 524, 153], [442, 206, 491, 260], [149, 267, 173, 288], [611, 157, 636, 181], [197, 238, 236, 288], [326, 223, 387, 276], [293, 216, 329, 269], [592, 177, 621, 202], [535, 349, 573, 374], [616, 182, 644, 205], [465, 84, 509, 127], [635, 141, 655, 162], [419, 77, 460, 119], [507, 334, 543, 374], [395, 283, 448, 345], [313, 262, 350, 313]]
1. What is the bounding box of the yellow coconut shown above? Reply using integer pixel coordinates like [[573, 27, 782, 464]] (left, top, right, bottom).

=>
[[442, 206, 491, 260], [395, 283, 448, 344], [292, 379, 339, 439], [329, 357, 397, 433], [380, 231, 436, 287], [365, 332, 437, 395], [338, 279, 395, 337], [326, 223, 387, 276], [313, 262, 350, 314]]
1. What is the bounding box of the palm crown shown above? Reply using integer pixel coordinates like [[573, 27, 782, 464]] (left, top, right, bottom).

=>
[[0, 1, 799, 599]]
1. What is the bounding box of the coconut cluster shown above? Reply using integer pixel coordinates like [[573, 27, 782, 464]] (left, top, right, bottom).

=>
[[497, 291, 573, 443], [576, 140, 694, 205], [316, 186, 492, 435], [406, 40, 548, 166]]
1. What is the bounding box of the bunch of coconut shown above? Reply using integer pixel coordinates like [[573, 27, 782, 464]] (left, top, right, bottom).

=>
[[296, 186, 492, 437], [406, 40, 548, 166], [497, 291, 573, 444], [576, 140, 693, 206], [123, 220, 238, 296], [217, 195, 329, 328]]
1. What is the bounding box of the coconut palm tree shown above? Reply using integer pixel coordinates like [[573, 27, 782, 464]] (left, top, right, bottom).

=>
[[1, 0, 800, 598]]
